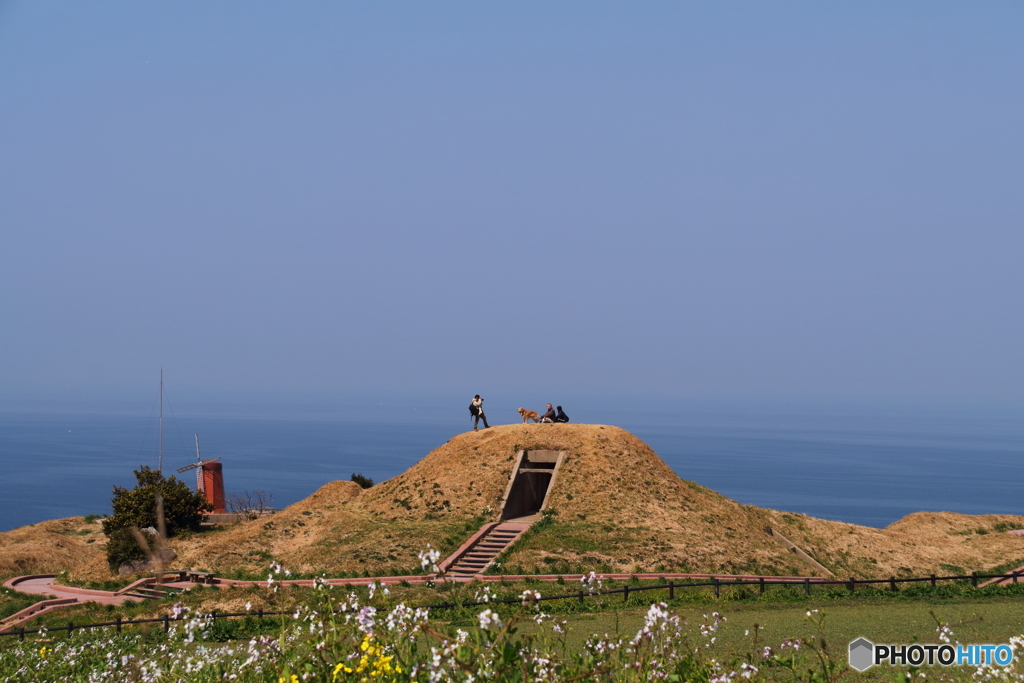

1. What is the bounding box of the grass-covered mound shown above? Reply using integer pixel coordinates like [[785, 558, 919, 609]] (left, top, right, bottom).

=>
[[5, 424, 1024, 582]]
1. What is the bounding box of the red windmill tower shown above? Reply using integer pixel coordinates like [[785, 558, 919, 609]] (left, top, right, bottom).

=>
[[177, 434, 226, 513]]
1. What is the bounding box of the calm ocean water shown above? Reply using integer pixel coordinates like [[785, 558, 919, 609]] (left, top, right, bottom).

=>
[[2, 403, 1023, 532]]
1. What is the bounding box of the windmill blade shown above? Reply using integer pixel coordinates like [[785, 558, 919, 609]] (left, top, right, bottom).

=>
[[190, 433, 206, 491]]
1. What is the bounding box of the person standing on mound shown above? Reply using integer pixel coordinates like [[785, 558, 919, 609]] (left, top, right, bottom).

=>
[[470, 394, 489, 430]]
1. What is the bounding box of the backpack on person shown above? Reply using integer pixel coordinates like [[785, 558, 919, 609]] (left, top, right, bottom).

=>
[[469, 403, 479, 417]]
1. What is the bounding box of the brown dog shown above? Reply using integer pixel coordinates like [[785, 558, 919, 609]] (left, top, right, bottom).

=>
[[517, 407, 540, 423]]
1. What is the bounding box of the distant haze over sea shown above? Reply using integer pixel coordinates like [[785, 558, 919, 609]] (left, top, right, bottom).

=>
[[2, 397, 1022, 533]]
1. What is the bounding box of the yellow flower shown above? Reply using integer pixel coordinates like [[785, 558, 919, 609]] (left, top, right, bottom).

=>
[[331, 635, 403, 683], [333, 662, 355, 680]]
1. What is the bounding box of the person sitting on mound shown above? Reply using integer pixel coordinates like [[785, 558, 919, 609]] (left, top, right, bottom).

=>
[[539, 403, 557, 423], [555, 406, 569, 423]]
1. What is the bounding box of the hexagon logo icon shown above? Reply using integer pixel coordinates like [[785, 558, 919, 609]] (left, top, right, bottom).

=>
[[849, 637, 875, 671]]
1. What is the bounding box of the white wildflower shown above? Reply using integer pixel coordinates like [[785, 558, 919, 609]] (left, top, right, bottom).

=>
[[418, 545, 442, 573], [477, 608, 502, 631]]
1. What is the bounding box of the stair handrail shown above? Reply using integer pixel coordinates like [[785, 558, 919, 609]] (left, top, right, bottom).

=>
[[115, 577, 158, 596], [0, 598, 78, 633], [2, 574, 58, 590]]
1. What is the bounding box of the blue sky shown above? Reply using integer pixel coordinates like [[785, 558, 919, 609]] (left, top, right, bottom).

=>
[[1, 2, 1022, 410]]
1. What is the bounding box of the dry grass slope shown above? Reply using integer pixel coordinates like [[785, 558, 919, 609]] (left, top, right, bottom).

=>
[[0, 517, 105, 577], [4, 424, 1024, 582]]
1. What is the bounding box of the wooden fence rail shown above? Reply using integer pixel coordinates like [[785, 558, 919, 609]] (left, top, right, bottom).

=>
[[2, 570, 1020, 641]]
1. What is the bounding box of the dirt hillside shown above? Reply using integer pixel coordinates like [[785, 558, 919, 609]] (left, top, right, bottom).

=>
[[6, 424, 1024, 581], [0, 516, 105, 577]]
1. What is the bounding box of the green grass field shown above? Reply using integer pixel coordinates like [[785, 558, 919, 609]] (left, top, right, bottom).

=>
[[518, 597, 1024, 681], [6, 577, 1024, 681], [548, 597, 1024, 651], [4, 581, 1024, 682]]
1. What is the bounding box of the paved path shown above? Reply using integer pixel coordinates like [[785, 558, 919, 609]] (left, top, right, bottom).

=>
[[1, 575, 148, 633], [4, 575, 142, 605], [5, 570, 827, 600], [2, 569, 829, 633], [978, 563, 1024, 587]]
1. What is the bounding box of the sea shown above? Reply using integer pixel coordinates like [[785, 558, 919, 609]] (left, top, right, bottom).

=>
[[2, 400, 1023, 533]]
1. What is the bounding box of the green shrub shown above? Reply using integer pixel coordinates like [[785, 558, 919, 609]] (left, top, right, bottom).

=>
[[103, 466, 211, 539], [105, 527, 156, 573], [102, 466, 211, 572], [351, 473, 374, 488]]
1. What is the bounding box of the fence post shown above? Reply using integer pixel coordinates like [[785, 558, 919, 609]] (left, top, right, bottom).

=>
[[578, 590, 584, 603], [759, 577, 765, 595], [848, 578, 855, 592], [258, 608, 264, 620], [971, 572, 978, 588], [930, 574, 936, 587], [668, 581, 674, 600], [714, 578, 720, 599], [18, 628, 24, 642], [804, 578, 811, 595], [67, 622, 73, 638], [1014, 571, 1019, 584], [116, 616, 122, 634], [623, 585, 629, 603], [163, 614, 170, 633], [889, 577, 897, 592]]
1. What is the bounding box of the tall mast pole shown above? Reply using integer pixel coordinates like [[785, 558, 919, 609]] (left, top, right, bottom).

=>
[[194, 434, 203, 493], [159, 368, 163, 474]]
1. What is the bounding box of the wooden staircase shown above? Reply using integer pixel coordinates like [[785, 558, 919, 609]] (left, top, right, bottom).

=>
[[122, 584, 180, 600], [114, 576, 184, 601], [440, 522, 532, 581]]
